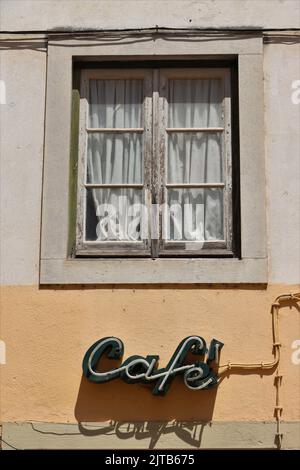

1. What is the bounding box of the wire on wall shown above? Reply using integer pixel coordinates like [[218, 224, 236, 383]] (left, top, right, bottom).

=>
[[218, 292, 300, 449]]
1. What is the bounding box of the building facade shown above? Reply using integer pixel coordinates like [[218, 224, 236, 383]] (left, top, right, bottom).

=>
[[0, 0, 299, 450]]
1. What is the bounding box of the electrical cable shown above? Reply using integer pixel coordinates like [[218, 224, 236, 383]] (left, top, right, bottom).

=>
[[218, 292, 300, 449]]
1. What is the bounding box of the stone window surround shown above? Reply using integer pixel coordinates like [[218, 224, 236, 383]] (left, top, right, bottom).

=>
[[40, 34, 267, 284]]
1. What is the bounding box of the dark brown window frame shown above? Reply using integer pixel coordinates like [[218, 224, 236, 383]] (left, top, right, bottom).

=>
[[71, 59, 241, 259]]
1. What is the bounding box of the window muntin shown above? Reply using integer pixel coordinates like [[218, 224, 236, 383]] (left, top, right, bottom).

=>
[[76, 67, 232, 257]]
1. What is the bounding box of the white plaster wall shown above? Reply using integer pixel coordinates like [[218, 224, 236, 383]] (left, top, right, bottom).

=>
[[0, 48, 46, 284], [0, 0, 299, 284], [264, 42, 300, 283], [0, 0, 299, 31]]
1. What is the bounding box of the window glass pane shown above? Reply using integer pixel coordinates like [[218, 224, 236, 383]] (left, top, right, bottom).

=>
[[167, 132, 222, 183], [165, 188, 224, 241], [85, 188, 145, 241], [87, 133, 143, 184], [168, 79, 223, 128], [89, 79, 143, 128]]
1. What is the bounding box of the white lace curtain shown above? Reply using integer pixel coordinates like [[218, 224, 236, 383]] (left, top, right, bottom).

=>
[[86, 77, 223, 242], [87, 79, 143, 241], [167, 79, 223, 241]]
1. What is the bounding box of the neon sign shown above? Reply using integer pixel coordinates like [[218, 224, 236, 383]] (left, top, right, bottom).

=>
[[82, 336, 224, 395]]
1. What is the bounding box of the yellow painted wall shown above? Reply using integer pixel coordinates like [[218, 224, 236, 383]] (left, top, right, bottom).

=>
[[1, 285, 299, 423], [0, 0, 299, 451]]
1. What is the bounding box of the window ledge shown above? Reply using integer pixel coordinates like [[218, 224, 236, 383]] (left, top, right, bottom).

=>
[[40, 257, 267, 284]]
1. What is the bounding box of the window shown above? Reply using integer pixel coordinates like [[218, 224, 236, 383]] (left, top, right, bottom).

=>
[[76, 67, 233, 257], [40, 35, 267, 284]]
